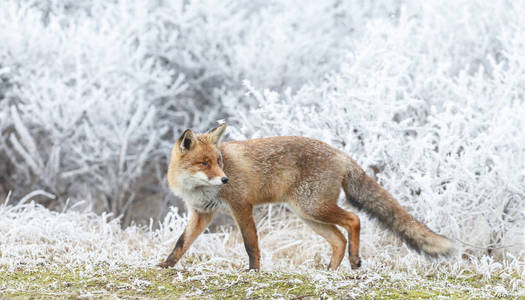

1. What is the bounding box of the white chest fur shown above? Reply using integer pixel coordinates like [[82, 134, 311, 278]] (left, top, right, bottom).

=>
[[171, 172, 226, 212], [178, 186, 225, 212]]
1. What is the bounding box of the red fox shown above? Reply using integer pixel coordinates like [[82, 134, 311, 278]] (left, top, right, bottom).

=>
[[158, 124, 453, 270]]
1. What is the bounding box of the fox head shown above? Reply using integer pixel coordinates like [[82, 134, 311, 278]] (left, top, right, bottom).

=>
[[168, 124, 228, 194]]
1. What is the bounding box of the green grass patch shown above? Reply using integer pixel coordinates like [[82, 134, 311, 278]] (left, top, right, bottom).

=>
[[0, 265, 327, 299], [0, 264, 522, 299]]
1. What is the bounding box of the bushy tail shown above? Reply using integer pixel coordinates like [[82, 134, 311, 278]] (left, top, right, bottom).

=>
[[343, 168, 453, 257]]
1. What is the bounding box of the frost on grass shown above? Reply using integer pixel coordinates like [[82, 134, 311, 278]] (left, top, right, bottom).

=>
[[1, 200, 524, 298]]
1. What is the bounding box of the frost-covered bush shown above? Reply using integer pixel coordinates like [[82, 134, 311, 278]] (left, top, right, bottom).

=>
[[228, 1, 525, 258], [0, 0, 374, 221], [0, 1, 190, 219], [0, 66, 13, 200]]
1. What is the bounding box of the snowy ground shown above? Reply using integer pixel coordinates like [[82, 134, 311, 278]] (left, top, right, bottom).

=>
[[1, 200, 523, 298]]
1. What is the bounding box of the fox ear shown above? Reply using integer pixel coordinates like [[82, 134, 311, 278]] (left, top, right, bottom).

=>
[[178, 129, 196, 153], [208, 123, 227, 145]]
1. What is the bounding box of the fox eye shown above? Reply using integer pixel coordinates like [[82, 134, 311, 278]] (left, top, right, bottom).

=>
[[199, 161, 209, 166]]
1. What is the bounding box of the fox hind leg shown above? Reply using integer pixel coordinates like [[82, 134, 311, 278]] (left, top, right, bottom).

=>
[[312, 205, 361, 269], [294, 198, 361, 270], [301, 219, 347, 270], [340, 209, 361, 269]]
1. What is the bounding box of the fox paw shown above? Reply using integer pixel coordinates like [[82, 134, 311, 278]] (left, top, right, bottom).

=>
[[157, 261, 175, 268], [244, 267, 260, 272], [350, 256, 361, 269]]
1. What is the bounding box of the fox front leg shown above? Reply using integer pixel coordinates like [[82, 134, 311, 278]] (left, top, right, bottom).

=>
[[230, 203, 260, 270], [158, 210, 214, 268]]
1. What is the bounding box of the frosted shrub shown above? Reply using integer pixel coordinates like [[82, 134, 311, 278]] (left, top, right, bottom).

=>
[[0, 2, 190, 219], [0, 0, 376, 221]]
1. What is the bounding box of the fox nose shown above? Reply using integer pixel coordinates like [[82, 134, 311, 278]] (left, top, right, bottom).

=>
[[221, 177, 229, 184]]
